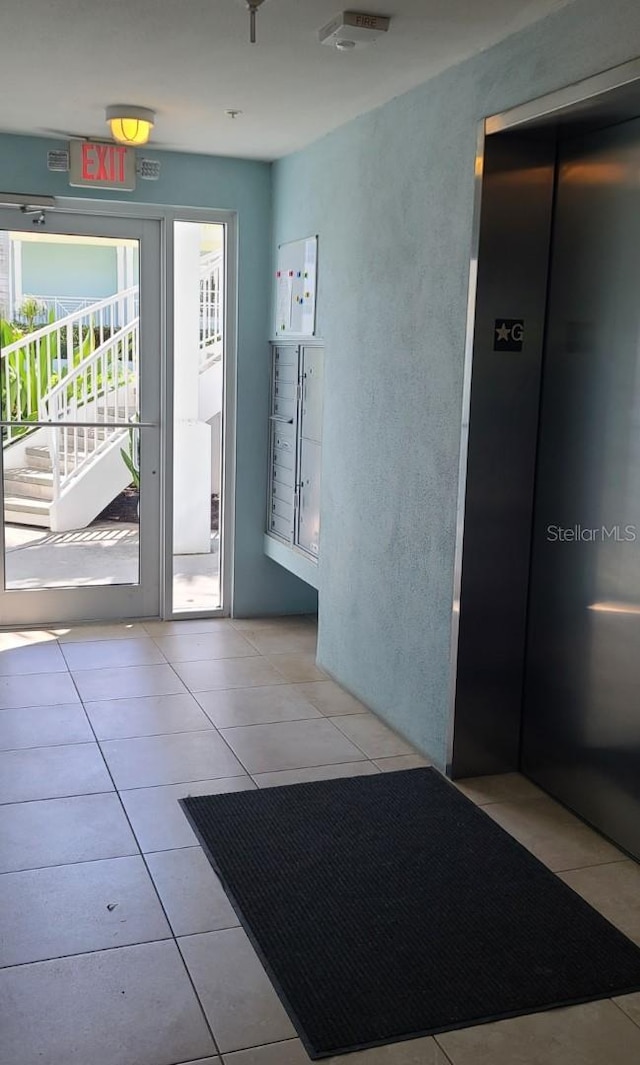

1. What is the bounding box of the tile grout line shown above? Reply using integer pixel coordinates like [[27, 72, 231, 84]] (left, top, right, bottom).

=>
[[82, 655, 255, 784], [191, 691, 323, 732], [432, 1035, 458, 1064], [166, 1053, 224, 1065], [475, 795, 577, 810], [58, 631, 174, 672], [0, 934, 175, 972], [0, 788, 117, 807], [115, 770, 249, 792], [0, 771, 253, 806], [1, 683, 406, 797], [249, 757, 380, 788], [0, 849, 143, 877], [61, 658, 224, 1061], [155, 641, 350, 784], [611, 996, 640, 1032], [0, 737, 105, 754], [326, 711, 411, 762], [557, 858, 633, 874]]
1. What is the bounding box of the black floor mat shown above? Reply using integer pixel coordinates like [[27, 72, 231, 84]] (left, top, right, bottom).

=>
[[181, 767, 640, 1059]]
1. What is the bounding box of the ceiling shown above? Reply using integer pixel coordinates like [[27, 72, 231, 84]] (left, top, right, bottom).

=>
[[1, 0, 573, 161]]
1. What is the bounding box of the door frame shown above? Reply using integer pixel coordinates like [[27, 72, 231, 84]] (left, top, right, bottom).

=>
[[0, 206, 163, 626], [0, 196, 237, 624], [162, 208, 237, 619]]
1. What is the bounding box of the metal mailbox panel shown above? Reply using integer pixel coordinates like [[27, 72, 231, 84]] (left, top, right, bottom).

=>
[[268, 512, 294, 541], [271, 462, 295, 490], [300, 346, 324, 444], [274, 345, 298, 368], [272, 395, 296, 422], [267, 342, 323, 558], [270, 495, 294, 522], [273, 443, 295, 472], [272, 477, 294, 504], [274, 360, 298, 385], [274, 427, 295, 452], [272, 379, 297, 406], [296, 438, 321, 557]]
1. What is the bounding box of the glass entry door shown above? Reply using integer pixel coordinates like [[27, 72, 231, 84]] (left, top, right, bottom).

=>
[[0, 208, 161, 626]]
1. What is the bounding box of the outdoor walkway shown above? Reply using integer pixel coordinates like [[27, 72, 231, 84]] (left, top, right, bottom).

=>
[[4, 523, 220, 610]]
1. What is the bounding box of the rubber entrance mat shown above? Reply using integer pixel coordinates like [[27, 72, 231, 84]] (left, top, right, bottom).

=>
[[181, 767, 640, 1059]]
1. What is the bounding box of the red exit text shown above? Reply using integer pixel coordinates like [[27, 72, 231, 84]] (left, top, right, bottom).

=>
[[82, 143, 128, 183], [68, 139, 136, 191]]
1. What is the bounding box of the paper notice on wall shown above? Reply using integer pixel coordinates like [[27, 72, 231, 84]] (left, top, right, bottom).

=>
[[303, 237, 316, 274], [276, 236, 317, 335], [276, 273, 294, 332]]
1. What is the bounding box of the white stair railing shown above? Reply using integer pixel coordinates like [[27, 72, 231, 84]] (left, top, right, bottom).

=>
[[39, 319, 139, 499], [16, 295, 105, 322], [4, 254, 220, 521], [199, 251, 223, 368], [1, 286, 139, 444]]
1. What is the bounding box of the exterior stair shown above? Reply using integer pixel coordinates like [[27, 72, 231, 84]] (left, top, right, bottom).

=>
[[2, 253, 221, 534], [3, 430, 117, 529], [5, 446, 56, 527], [3, 496, 51, 527]]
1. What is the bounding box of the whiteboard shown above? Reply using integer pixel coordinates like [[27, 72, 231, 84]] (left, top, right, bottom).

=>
[[275, 236, 317, 335]]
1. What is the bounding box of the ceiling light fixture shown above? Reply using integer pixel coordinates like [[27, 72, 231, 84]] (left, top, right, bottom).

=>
[[106, 105, 155, 146], [246, 0, 268, 43]]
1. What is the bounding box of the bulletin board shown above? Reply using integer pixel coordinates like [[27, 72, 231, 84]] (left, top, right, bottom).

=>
[[275, 236, 317, 335]]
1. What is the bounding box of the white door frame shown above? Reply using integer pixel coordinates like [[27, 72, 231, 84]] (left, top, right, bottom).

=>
[[162, 207, 237, 620], [0, 197, 237, 624], [0, 206, 162, 627]]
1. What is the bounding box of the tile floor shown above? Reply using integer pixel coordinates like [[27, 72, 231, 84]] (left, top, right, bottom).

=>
[[0, 615, 640, 1065]]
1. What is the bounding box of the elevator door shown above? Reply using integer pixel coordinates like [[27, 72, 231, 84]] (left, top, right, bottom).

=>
[[521, 118, 640, 860]]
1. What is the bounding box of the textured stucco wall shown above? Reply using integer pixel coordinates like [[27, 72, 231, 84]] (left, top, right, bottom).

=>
[[0, 133, 316, 617], [272, 0, 640, 766]]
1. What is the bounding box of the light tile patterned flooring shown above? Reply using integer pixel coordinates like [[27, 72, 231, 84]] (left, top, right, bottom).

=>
[[0, 615, 639, 1064]]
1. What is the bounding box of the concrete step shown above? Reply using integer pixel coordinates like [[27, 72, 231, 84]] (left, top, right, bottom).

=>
[[64, 431, 128, 452], [62, 427, 111, 442], [26, 427, 120, 460], [25, 446, 86, 472], [26, 446, 53, 471], [3, 468, 54, 501], [4, 496, 51, 528]]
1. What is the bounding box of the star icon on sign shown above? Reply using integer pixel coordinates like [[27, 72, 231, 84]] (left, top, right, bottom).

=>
[[495, 322, 511, 342]]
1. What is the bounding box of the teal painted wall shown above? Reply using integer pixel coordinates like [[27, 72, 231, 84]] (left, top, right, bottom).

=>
[[272, 0, 640, 766], [0, 133, 316, 617], [20, 242, 117, 299]]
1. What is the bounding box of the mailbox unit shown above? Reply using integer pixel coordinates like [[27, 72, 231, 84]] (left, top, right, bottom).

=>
[[267, 341, 323, 562]]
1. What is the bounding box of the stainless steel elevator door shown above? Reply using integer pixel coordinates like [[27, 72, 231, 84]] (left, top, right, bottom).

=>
[[521, 118, 640, 860]]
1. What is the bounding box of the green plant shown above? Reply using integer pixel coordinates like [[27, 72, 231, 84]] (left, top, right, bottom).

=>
[[0, 312, 108, 440], [16, 296, 47, 331], [120, 425, 140, 489], [1, 309, 134, 450], [1, 312, 62, 436]]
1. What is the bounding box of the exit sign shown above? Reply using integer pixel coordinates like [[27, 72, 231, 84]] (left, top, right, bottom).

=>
[[69, 140, 136, 191]]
